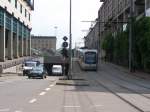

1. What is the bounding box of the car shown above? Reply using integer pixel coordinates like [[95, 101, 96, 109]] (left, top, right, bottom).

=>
[[28, 65, 47, 79], [22, 61, 39, 76], [52, 65, 63, 75]]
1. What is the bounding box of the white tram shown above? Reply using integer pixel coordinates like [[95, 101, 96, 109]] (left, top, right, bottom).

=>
[[76, 49, 98, 71]]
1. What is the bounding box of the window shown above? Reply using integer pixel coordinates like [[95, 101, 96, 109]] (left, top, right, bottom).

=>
[[25, 9, 27, 17], [20, 4, 22, 13], [29, 13, 31, 21], [15, 0, 17, 8], [8, 0, 11, 2]]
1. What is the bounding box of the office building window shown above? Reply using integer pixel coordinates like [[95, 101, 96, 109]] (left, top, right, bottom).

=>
[[15, 0, 17, 8], [25, 9, 27, 17], [29, 13, 31, 21], [20, 4, 22, 13]]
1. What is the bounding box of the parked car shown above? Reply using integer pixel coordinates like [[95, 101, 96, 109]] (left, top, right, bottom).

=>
[[22, 61, 39, 76], [28, 65, 47, 79], [52, 65, 63, 75]]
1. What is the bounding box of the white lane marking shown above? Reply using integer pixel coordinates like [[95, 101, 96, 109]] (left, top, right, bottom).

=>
[[39, 92, 46, 96], [45, 88, 51, 91], [64, 106, 80, 108], [94, 105, 103, 107], [29, 99, 37, 103], [0, 108, 10, 111], [49, 84, 54, 87]]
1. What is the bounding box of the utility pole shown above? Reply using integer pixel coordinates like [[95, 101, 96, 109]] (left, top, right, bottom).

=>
[[69, 0, 72, 79], [129, 0, 134, 72]]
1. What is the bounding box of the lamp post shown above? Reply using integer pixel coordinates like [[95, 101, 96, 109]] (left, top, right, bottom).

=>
[[69, 0, 72, 79]]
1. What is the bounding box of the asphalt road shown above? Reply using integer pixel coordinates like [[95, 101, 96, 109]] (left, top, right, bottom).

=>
[[0, 60, 150, 112]]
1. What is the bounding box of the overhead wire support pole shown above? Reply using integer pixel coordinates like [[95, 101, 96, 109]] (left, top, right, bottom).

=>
[[129, 0, 134, 72], [69, 0, 72, 79]]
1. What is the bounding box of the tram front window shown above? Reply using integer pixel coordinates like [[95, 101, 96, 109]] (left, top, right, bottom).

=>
[[85, 52, 96, 64]]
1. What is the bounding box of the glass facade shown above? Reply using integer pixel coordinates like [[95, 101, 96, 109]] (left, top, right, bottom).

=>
[[5, 13, 11, 30], [0, 9, 4, 26]]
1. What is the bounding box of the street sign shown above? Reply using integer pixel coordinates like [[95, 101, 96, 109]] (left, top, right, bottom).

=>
[[62, 41, 68, 48], [63, 36, 68, 41]]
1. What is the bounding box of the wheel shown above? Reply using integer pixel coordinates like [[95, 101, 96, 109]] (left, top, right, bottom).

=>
[[44, 75, 47, 78], [41, 76, 44, 79], [23, 71, 26, 76]]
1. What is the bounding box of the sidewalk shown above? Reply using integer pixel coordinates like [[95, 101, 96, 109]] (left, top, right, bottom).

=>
[[0, 64, 22, 77]]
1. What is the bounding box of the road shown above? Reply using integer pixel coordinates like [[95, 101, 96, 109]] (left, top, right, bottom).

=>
[[0, 60, 150, 112]]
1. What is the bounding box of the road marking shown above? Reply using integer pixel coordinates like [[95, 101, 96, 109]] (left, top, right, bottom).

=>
[[64, 106, 80, 108], [49, 84, 54, 87], [94, 105, 103, 107], [45, 88, 51, 91], [15, 111, 22, 112], [0, 108, 10, 111], [39, 92, 46, 96], [29, 99, 37, 103]]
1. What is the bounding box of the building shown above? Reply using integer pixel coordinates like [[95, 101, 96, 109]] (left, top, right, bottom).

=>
[[84, 0, 148, 59], [31, 36, 56, 51], [98, 0, 145, 35], [84, 22, 99, 49], [0, 0, 34, 62], [97, 0, 146, 58]]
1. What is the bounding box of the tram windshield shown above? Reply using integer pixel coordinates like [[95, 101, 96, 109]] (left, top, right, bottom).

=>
[[85, 52, 97, 64]]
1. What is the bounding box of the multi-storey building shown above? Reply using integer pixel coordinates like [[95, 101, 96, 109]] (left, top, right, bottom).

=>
[[97, 0, 146, 58], [31, 36, 56, 51], [99, 0, 145, 36], [84, 22, 99, 49], [0, 0, 34, 62], [84, 0, 147, 58]]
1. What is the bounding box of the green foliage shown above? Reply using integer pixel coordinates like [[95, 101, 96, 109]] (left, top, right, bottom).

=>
[[134, 17, 150, 72], [102, 33, 114, 61], [102, 17, 150, 72], [113, 32, 128, 66]]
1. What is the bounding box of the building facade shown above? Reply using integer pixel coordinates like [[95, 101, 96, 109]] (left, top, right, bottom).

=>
[[84, 0, 148, 58], [31, 36, 56, 51], [98, 0, 146, 58], [0, 0, 34, 62], [84, 22, 99, 49]]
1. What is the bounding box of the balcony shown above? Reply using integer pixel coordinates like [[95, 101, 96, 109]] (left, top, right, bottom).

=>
[[24, 0, 34, 10]]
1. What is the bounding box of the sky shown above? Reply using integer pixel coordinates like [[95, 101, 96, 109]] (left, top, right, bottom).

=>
[[31, 0, 102, 49]]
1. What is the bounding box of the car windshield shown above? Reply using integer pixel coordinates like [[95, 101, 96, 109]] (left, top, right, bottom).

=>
[[25, 62, 36, 67]]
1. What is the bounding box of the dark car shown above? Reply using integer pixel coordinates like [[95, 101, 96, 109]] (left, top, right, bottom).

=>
[[28, 65, 47, 79]]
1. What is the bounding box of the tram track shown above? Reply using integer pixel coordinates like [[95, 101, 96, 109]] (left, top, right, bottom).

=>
[[101, 66, 150, 99], [102, 64, 150, 90], [87, 70, 150, 112], [92, 77, 145, 112]]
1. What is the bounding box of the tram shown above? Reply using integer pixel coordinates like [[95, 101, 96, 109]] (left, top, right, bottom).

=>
[[76, 49, 98, 71]]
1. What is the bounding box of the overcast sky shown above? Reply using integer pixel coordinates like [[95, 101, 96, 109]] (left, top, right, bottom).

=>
[[31, 0, 102, 49]]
